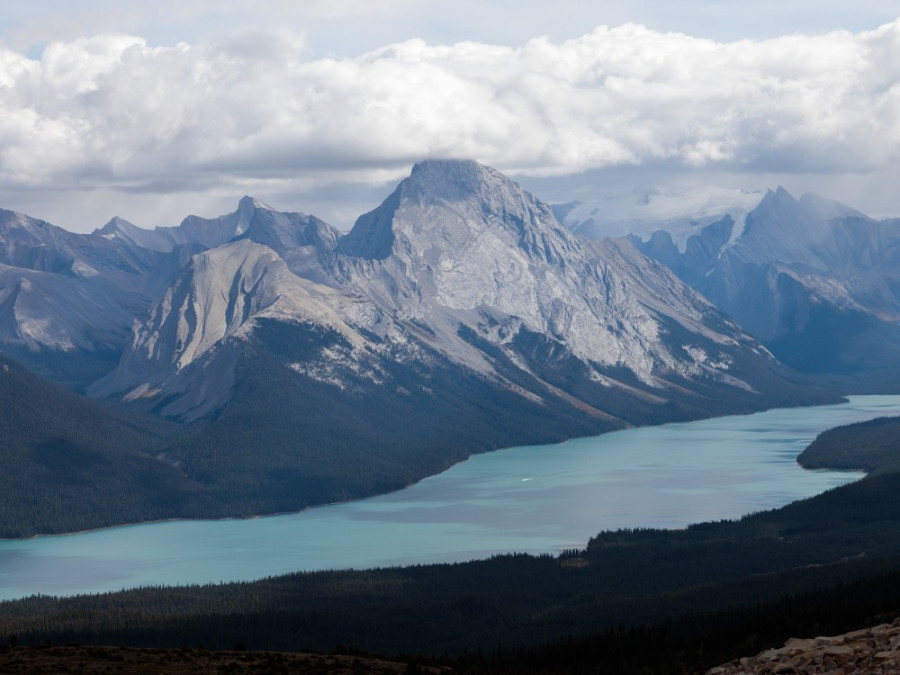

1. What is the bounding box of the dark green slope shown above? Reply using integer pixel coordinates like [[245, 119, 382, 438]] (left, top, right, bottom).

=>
[[799, 415, 900, 472], [0, 355, 205, 537]]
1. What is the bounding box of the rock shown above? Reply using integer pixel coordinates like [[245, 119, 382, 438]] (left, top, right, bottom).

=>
[[708, 619, 900, 674]]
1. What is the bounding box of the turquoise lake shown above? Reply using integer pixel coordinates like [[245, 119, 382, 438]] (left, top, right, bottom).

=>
[[2, 394, 899, 601]]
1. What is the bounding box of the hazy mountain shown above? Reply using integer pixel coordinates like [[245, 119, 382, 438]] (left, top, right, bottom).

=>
[[553, 185, 763, 249], [557, 186, 900, 381], [0, 208, 185, 387]]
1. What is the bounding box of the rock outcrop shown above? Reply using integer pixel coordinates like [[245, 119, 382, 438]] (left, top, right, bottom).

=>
[[709, 618, 900, 674]]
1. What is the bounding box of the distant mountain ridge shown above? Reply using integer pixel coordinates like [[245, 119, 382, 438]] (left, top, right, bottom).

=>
[[557, 185, 900, 381]]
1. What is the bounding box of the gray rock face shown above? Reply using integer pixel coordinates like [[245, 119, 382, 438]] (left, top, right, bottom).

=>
[[88, 238, 367, 420], [334, 159, 755, 386]]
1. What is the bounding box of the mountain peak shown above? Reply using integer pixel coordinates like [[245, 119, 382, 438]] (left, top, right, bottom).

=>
[[402, 159, 524, 207], [758, 185, 798, 209], [235, 196, 275, 234], [237, 196, 273, 212], [750, 186, 866, 227], [95, 216, 138, 236], [338, 159, 568, 262], [407, 158, 493, 189]]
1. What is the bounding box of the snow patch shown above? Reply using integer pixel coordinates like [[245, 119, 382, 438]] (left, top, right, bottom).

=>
[[560, 186, 764, 254]]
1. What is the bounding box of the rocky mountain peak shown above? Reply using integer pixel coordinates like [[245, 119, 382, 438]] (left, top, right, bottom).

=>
[[748, 186, 799, 223], [96, 216, 135, 234], [235, 196, 277, 234], [401, 159, 556, 226], [402, 158, 503, 202], [745, 186, 863, 234], [232, 199, 339, 268], [92, 216, 160, 249], [338, 158, 574, 265], [328, 160, 761, 389]]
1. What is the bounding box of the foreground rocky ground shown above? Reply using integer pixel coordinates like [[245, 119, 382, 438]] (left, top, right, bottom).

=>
[[0, 643, 452, 674], [709, 618, 900, 674]]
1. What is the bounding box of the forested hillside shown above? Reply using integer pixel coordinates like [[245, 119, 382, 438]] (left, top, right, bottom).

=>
[[799, 415, 900, 472], [0, 355, 199, 537]]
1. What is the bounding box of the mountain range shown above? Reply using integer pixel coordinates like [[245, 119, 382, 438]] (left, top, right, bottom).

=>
[[556, 186, 900, 383], [0, 160, 840, 535]]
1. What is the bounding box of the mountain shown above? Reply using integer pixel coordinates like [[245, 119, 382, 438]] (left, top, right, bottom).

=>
[[95, 197, 252, 252], [0, 353, 197, 537], [0, 161, 840, 534], [0, 208, 183, 388], [0, 197, 338, 390], [100, 160, 829, 425], [558, 186, 900, 382], [89, 237, 366, 420]]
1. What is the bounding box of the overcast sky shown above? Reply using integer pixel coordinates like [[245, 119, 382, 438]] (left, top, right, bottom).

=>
[[1, 1, 899, 232]]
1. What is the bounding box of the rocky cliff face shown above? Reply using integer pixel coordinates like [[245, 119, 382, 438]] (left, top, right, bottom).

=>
[[88, 238, 370, 419], [709, 618, 900, 674]]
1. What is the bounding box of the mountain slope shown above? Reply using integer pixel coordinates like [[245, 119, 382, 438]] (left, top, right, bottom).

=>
[[332, 160, 828, 415], [102, 160, 833, 429], [0, 209, 186, 388], [89, 238, 367, 420], [0, 354, 200, 537], [695, 191, 900, 379]]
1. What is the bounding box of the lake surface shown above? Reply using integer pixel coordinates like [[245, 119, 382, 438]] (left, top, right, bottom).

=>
[[2, 394, 900, 602]]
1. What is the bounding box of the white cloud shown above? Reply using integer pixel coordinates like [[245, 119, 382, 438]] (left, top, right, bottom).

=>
[[0, 18, 899, 230]]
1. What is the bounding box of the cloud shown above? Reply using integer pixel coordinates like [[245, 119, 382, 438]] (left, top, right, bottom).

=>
[[0, 18, 899, 228]]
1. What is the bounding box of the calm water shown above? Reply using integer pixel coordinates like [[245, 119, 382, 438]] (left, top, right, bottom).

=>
[[2, 394, 899, 601]]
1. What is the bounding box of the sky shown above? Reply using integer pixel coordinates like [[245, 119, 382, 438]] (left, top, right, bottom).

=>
[[1, 1, 899, 233]]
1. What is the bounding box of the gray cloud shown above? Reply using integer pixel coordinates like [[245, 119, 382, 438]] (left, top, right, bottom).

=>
[[0, 17, 899, 230]]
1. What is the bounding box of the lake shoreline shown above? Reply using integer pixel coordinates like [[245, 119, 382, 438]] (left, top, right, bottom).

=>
[[0, 395, 854, 543], [1, 394, 897, 602]]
